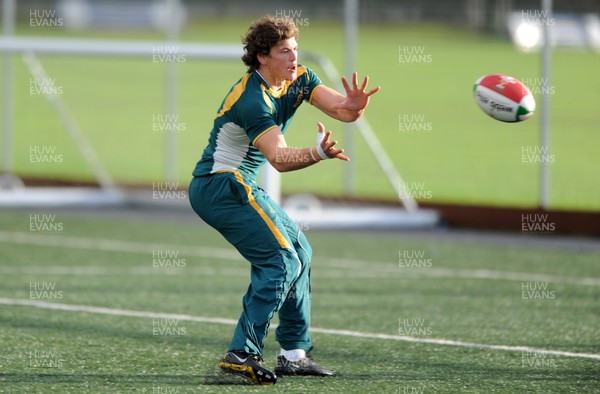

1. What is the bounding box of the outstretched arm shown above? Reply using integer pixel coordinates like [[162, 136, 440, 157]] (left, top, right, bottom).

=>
[[311, 72, 380, 122], [254, 123, 349, 173]]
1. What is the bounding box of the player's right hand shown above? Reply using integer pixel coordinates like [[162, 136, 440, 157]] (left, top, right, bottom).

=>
[[316, 122, 350, 161]]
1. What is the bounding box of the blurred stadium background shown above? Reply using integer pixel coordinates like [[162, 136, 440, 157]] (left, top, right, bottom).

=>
[[1, 0, 599, 221], [1, 1, 599, 393]]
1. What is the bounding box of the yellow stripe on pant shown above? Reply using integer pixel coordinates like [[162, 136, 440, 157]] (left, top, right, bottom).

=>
[[232, 170, 291, 250]]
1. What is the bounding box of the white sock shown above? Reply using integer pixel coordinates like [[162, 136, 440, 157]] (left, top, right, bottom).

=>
[[280, 348, 306, 361]]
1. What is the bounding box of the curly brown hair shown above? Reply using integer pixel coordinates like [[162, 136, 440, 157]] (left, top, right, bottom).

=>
[[241, 16, 299, 72]]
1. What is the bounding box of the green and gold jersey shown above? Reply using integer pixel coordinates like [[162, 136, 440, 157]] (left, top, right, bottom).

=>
[[192, 65, 322, 181]]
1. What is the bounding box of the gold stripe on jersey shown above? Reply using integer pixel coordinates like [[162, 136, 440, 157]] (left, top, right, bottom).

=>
[[216, 73, 252, 118], [261, 85, 274, 112], [233, 170, 291, 250], [217, 67, 311, 118], [308, 84, 323, 104], [252, 125, 278, 146]]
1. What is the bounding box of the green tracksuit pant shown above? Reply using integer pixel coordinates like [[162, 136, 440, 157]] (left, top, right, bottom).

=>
[[189, 170, 312, 357]]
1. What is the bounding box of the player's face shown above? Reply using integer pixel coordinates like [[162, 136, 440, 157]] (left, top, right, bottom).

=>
[[266, 37, 298, 83]]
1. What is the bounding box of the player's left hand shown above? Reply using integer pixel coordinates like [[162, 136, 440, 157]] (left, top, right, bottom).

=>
[[331, 72, 380, 112]]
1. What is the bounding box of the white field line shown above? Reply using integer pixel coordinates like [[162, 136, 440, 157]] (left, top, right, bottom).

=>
[[0, 231, 241, 260], [0, 265, 250, 277], [0, 265, 393, 279], [1, 231, 599, 286], [4, 264, 600, 284], [0, 264, 451, 280], [1, 298, 599, 361]]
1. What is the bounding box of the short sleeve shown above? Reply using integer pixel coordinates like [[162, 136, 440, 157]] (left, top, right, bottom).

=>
[[303, 66, 323, 103], [238, 99, 278, 146]]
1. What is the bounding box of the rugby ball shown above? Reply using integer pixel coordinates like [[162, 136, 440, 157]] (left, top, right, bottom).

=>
[[473, 74, 535, 122]]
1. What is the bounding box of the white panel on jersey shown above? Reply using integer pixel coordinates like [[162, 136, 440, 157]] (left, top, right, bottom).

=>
[[211, 122, 250, 173]]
